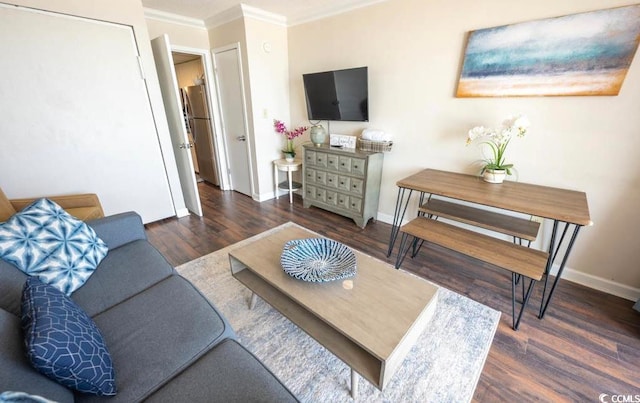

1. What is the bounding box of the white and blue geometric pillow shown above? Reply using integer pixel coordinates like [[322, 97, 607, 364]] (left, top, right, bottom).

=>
[[21, 276, 117, 396], [0, 391, 57, 402], [0, 198, 108, 295]]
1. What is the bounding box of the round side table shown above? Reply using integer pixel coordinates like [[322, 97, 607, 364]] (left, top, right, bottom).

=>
[[273, 159, 302, 203]]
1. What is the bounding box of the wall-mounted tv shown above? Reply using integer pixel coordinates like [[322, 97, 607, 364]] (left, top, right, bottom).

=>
[[302, 66, 368, 122]]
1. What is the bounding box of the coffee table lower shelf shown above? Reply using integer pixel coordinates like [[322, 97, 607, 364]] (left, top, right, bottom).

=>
[[232, 267, 382, 390]]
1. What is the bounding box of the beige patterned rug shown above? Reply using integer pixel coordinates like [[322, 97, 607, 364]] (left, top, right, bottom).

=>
[[177, 222, 500, 402]]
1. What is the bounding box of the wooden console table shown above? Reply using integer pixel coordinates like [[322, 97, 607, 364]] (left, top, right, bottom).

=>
[[387, 169, 591, 327]]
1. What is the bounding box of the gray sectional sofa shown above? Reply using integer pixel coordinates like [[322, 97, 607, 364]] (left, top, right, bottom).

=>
[[0, 212, 298, 402]]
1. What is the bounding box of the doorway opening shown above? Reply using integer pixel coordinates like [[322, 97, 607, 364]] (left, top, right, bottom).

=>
[[172, 51, 220, 188]]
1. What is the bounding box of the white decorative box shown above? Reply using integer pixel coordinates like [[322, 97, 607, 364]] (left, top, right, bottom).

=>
[[329, 134, 357, 149]]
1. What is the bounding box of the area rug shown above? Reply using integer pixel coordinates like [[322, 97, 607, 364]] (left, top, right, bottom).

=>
[[176, 222, 500, 402]]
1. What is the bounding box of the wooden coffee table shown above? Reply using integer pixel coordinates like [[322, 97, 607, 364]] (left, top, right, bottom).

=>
[[228, 224, 439, 397]]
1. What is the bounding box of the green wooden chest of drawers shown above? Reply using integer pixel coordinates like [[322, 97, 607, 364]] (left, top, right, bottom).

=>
[[302, 144, 384, 228]]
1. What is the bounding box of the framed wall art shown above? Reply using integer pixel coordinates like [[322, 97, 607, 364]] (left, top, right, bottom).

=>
[[456, 4, 640, 97]]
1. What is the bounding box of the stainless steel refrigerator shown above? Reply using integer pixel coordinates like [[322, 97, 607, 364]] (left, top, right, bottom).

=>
[[185, 85, 219, 186]]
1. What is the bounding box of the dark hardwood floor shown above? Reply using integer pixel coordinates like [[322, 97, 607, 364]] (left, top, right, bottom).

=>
[[145, 183, 640, 402]]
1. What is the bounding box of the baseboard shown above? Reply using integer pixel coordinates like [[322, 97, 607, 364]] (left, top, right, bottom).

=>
[[257, 189, 302, 202], [375, 211, 639, 302], [549, 265, 640, 302], [255, 191, 277, 202], [175, 208, 190, 218]]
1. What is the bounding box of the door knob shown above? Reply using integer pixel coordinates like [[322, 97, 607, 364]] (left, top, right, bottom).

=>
[[179, 142, 194, 149], [236, 135, 246, 142]]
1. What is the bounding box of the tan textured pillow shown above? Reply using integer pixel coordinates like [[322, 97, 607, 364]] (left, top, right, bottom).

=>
[[0, 187, 16, 222]]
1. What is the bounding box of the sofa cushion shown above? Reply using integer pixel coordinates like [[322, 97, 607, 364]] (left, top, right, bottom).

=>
[[72, 240, 174, 317], [0, 198, 108, 295], [75, 275, 235, 402], [0, 259, 27, 316], [0, 212, 150, 317], [21, 277, 116, 396], [145, 339, 298, 403], [86, 212, 146, 251], [0, 240, 170, 318], [0, 308, 74, 403]]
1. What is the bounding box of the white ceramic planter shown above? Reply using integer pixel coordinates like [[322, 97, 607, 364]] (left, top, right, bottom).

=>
[[482, 169, 506, 184], [283, 152, 295, 162]]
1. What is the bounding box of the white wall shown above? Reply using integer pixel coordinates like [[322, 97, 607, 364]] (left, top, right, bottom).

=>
[[209, 17, 293, 200], [288, 0, 640, 295], [243, 18, 291, 199], [0, 0, 183, 223], [146, 18, 210, 49]]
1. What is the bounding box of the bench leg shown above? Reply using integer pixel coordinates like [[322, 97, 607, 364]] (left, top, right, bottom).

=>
[[394, 232, 413, 269], [387, 188, 414, 257], [539, 223, 582, 319], [511, 273, 537, 330], [411, 238, 424, 258], [511, 237, 531, 299], [512, 274, 526, 303]]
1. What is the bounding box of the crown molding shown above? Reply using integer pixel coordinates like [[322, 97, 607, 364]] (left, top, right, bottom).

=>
[[288, 0, 388, 26], [143, 7, 206, 30], [147, 0, 388, 31], [205, 4, 286, 29], [204, 4, 243, 29], [241, 4, 287, 26]]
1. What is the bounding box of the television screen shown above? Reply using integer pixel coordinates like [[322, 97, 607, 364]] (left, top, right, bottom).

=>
[[303, 67, 368, 122]]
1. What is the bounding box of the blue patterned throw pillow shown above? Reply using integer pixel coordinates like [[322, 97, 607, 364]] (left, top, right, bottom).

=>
[[21, 277, 117, 396], [0, 198, 108, 295], [0, 391, 56, 402]]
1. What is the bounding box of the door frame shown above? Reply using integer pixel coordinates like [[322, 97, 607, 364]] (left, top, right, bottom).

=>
[[172, 44, 231, 191], [211, 42, 255, 197]]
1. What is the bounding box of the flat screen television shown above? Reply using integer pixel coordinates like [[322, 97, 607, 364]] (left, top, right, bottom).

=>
[[303, 66, 368, 122]]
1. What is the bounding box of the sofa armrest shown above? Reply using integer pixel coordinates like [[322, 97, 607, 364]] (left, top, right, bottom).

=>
[[10, 193, 104, 221], [88, 212, 147, 250]]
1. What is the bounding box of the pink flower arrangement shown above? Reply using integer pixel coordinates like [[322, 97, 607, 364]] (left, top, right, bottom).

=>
[[273, 119, 308, 154], [273, 119, 308, 140]]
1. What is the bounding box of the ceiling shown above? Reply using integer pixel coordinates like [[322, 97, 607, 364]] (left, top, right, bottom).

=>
[[142, 0, 386, 26], [172, 52, 200, 64]]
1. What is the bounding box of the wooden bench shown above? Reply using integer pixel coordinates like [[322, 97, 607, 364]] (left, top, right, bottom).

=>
[[418, 198, 540, 242], [395, 216, 548, 330]]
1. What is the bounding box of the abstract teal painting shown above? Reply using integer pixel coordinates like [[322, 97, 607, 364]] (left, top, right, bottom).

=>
[[456, 5, 640, 97]]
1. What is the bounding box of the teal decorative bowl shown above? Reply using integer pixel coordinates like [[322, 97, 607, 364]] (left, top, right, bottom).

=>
[[280, 238, 356, 282]]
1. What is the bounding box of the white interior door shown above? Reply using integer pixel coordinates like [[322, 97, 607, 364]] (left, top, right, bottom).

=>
[[151, 34, 202, 216], [0, 5, 174, 222], [213, 45, 252, 197]]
